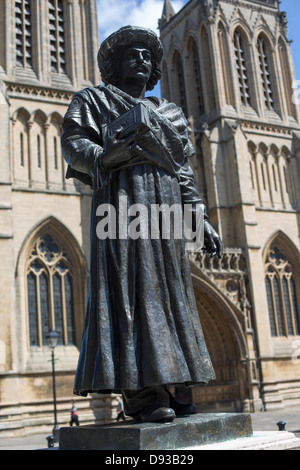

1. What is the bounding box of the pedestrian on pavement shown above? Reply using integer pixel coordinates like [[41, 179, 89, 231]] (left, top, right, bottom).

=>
[[70, 399, 80, 426], [116, 396, 126, 422]]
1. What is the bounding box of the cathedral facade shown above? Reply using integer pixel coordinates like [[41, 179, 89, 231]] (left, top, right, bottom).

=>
[[0, 0, 300, 436], [0, 0, 111, 436], [159, 0, 300, 413]]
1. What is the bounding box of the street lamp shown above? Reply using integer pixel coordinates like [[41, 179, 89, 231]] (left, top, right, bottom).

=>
[[46, 329, 59, 443]]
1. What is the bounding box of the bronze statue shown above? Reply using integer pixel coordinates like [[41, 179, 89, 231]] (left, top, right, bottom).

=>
[[61, 26, 222, 423]]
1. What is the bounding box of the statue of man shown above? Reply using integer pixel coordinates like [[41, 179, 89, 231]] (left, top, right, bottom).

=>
[[61, 26, 222, 423]]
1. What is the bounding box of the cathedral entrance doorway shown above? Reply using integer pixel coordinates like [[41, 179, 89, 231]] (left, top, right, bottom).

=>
[[175, 271, 250, 412]]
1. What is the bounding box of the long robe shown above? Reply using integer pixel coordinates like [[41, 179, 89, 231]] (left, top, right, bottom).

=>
[[61, 84, 215, 395]]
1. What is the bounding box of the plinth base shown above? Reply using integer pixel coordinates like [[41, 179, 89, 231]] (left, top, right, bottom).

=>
[[196, 431, 300, 450], [59, 413, 252, 450]]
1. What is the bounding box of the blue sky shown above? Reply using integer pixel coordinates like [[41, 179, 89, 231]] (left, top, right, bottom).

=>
[[280, 0, 300, 80], [97, 0, 300, 96]]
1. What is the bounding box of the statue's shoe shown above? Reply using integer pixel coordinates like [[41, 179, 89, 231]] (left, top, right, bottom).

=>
[[134, 404, 176, 423], [169, 396, 197, 417]]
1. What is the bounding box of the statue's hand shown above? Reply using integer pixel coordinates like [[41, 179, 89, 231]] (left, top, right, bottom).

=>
[[100, 131, 135, 169], [203, 220, 223, 258]]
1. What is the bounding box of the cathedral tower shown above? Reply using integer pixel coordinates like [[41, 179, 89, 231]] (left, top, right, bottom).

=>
[[160, 0, 300, 411]]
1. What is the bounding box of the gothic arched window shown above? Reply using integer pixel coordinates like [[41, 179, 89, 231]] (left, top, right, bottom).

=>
[[161, 61, 171, 102], [278, 38, 296, 119], [200, 27, 216, 111], [265, 244, 300, 337], [257, 35, 274, 110], [187, 37, 204, 117], [234, 30, 251, 106], [26, 233, 77, 347], [173, 50, 187, 116], [218, 23, 234, 107], [15, 0, 33, 68], [49, 0, 66, 74]]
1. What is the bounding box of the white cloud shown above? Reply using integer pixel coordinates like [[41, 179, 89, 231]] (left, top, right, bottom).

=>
[[97, 0, 185, 41]]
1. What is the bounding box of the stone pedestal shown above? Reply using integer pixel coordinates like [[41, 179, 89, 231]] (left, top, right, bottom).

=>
[[198, 431, 300, 450], [59, 412, 252, 450]]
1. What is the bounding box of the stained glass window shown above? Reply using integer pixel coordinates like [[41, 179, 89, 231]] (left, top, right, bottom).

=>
[[53, 272, 63, 345], [26, 234, 77, 347], [27, 272, 38, 346], [65, 274, 76, 345], [265, 277, 276, 337], [265, 245, 300, 337]]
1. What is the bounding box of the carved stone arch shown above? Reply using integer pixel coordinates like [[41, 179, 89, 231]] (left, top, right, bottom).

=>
[[32, 109, 47, 124], [248, 140, 257, 154], [12, 107, 31, 123], [171, 47, 183, 63], [277, 34, 287, 49], [230, 20, 252, 44], [281, 145, 291, 159], [48, 111, 63, 126], [188, 262, 250, 411], [263, 230, 300, 268], [48, 113, 63, 145], [16, 215, 87, 277], [254, 22, 276, 46], [11, 108, 31, 184], [168, 41, 181, 62], [16, 216, 87, 350], [258, 142, 268, 156], [270, 143, 280, 157], [183, 30, 198, 54], [217, 18, 227, 35], [166, 40, 182, 76], [198, 21, 208, 39]]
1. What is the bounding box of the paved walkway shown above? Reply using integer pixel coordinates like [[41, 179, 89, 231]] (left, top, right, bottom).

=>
[[251, 406, 300, 436], [0, 406, 299, 450]]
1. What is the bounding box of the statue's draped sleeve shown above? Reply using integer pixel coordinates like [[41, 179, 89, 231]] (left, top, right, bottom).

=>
[[61, 92, 106, 189]]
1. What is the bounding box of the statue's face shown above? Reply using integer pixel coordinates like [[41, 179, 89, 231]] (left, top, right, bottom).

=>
[[119, 44, 152, 85]]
